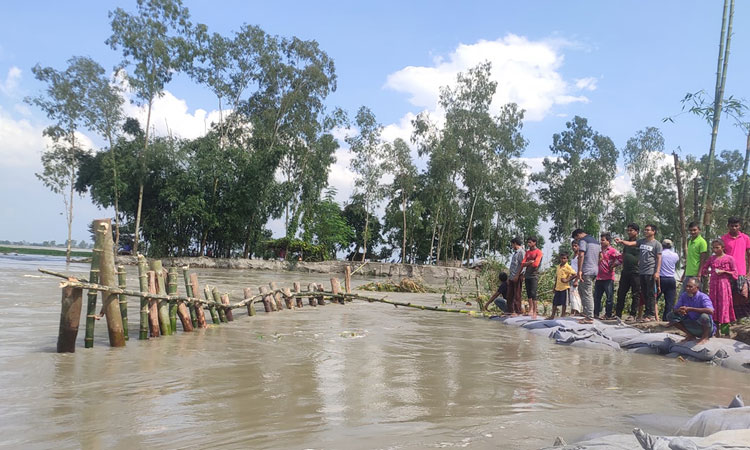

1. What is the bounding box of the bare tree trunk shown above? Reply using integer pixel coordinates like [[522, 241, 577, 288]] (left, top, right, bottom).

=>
[[66, 171, 74, 263], [428, 204, 440, 264], [673, 152, 688, 260], [693, 178, 700, 223], [361, 212, 370, 262], [401, 191, 407, 264], [461, 186, 482, 266], [133, 98, 153, 254]]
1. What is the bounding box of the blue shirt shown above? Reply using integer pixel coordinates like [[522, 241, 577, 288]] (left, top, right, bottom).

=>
[[675, 291, 715, 334], [660, 248, 679, 278]]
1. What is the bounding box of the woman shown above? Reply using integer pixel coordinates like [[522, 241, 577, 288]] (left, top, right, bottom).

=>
[[699, 239, 738, 335]]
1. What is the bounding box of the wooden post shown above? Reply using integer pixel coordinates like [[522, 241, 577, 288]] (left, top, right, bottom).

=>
[[307, 283, 318, 306], [293, 282, 303, 308], [182, 267, 198, 328], [169, 267, 193, 332], [317, 283, 326, 305], [150, 260, 172, 336], [282, 288, 294, 309], [84, 227, 103, 348], [137, 255, 149, 340], [204, 286, 221, 324], [269, 282, 284, 310], [95, 219, 126, 347], [189, 273, 208, 328], [117, 265, 128, 340], [147, 271, 160, 337], [211, 287, 228, 322], [167, 268, 178, 332], [220, 293, 234, 321], [331, 278, 342, 304], [57, 286, 83, 353], [244, 287, 256, 316], [259, 286, 272, 312], [345, 266, 352, 294]]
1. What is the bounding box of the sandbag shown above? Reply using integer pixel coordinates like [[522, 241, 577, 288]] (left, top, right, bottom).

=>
[[670, 339, 750, 370], [501, 316, 537, 326], [600, 325, 644, 344], [523, 319, 567, 330], [564, 337, 622, 351], [635, 427, 750, 449], [676, 406, 750, 437], [628, 347, 660, 355], [539, 432, 640, 449], [620, 333, 680, 353]]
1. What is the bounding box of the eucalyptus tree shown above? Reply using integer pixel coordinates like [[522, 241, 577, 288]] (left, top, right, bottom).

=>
[[346, 106, 389, 261], [532, 116, 618, 242], [25, 57, 102, 262], [107, 0, 201, 253], [384, 138, 417, 262], [301, 188, 353, 259]]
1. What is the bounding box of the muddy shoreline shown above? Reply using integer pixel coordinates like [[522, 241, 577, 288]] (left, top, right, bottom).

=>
[[114, 256, 478, 285]]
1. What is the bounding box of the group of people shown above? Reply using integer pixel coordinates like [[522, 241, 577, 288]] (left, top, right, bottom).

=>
[[487, 217, 750, 343]]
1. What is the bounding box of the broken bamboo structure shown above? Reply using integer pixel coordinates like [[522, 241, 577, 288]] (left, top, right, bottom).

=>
[[148, 271, 160, 337], [244, 287, 256, 316], [150, 260, 171, 336], [137, 255, 149, 340], [95, 219, 125, 347], [188, 272, 208, 328], [205, 286, 221, 324], [57, 285, 83, 353], [170, 268, 193, 332], [84, 229, 102, 348], [168, 268, 178, 332], [117, 265, 128, 340]]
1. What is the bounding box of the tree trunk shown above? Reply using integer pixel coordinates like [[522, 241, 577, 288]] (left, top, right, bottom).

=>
[[361, 212, 370, 262], [673, 152, 688, 261], [693, 178, 700, 223], [133, 98, 153, 254], [401, 191, 407, 264], [461, 186, 482, 266], [700, 0, 733, 235], [95, 219, 126, 347], [428, 204, 440, 265], [66, 172, 74, 263]]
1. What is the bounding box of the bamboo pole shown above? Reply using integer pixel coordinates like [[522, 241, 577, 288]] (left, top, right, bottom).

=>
[[189, 273, 208, 328], [205, 286, 221, 324], [148, 271, 160, 337], [220, 293, 234, 321], [84, 228, 103, 348], [244, 287, 256, 316], [169, 268, 193, 332], [137, 255, 149, 340], [317, 283, 326, 305], [168, 268, 178, 332], [57, 286, 83, 353], [150, 260, 172, 336], [307, 283, 317, 306], [269, 282, 284, 310], [95, 219, 125, 347], [259, 286, 272, 312], [263, 285, 277, 312], [293, 282, 303, 308], [344, 266, 351, 294], [117, 265, 128, 340], [182, 267, 198, 328], [211, 287, 228, 322]]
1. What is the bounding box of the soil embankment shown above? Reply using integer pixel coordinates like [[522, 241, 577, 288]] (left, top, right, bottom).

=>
[[115, 256, 478, 285]]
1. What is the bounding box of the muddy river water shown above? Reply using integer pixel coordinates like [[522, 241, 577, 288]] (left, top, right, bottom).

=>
[[1, 254, 748, 449]]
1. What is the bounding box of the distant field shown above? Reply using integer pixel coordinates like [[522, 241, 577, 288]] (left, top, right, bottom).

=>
[[0, 246, 92, 258]]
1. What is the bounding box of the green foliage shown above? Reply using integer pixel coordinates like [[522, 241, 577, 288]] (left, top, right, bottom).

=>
[[264, 237, 327, 262]]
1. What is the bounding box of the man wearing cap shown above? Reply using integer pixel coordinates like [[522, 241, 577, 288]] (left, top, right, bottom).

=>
[[658, 239, 679, 320]]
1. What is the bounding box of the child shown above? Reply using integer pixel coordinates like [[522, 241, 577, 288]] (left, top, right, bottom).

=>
[[569, 240, 583, 315], [550, 252, 576, 319], [699, 239, 738, 336], [485, 272, 509, 313]]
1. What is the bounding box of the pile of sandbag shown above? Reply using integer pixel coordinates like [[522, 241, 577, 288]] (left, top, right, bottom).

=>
[[540, 395, 750, 449], [494, 315, 750, 373]]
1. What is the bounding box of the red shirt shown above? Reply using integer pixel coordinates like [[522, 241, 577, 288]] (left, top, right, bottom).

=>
[[722, 232, 750, 276], [597, 246, 622, 280], [523, 248, 543, 278]]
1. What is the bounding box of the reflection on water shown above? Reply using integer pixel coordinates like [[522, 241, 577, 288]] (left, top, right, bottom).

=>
[[0, 255, 748, 449]]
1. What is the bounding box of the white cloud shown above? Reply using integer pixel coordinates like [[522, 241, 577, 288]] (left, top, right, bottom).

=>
[[385, 34, 593, 122], [123, 89, 224, 140], [0, 66, 21, 97], [575, 77, 598, 91], [0, 106, 46, 167]]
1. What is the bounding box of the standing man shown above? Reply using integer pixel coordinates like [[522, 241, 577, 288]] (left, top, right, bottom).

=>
[[658, 239, 679, 320], [682, 222, 708, 291], [595, 232, 622, 319], [616, 224, 641, 320], [616, 224, 662, 322], [507, 237, 525, 315], [722, 217, 750, 278], [522, 237, 543, 319], [572, 229, 600, 321]]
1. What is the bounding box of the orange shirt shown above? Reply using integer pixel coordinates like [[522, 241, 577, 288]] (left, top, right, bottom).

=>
[[523, 248, 543, 278]]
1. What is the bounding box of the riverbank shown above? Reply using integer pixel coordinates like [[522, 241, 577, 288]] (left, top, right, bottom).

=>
[[114, 256, 479, 285]]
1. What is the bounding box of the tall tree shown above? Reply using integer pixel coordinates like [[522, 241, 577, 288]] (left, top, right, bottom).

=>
[[346, 106, 388, 261], [532, 116, 618, 242], [384, 138, 417, 263], [26, 57, 101, 262], [107, 0, 200, 253]]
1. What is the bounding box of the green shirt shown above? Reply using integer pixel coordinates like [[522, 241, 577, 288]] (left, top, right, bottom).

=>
[[685, 235, 708, 276], [622, 245, 640, 273]]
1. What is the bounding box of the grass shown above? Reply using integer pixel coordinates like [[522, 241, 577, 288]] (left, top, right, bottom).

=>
[[0, 246, 92, 258]]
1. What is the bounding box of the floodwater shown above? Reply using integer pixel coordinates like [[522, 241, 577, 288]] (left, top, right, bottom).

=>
[[0, 254, 748, 450]]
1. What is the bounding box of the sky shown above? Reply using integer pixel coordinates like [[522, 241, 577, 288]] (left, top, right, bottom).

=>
[[1, 1, 749, 246]]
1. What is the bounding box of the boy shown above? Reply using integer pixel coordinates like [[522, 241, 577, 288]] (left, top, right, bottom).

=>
[[550, 252, 576, 319], [485, 272, 509, 313]]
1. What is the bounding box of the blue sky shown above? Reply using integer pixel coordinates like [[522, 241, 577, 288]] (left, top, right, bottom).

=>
[[1, 1, 748, 244]]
